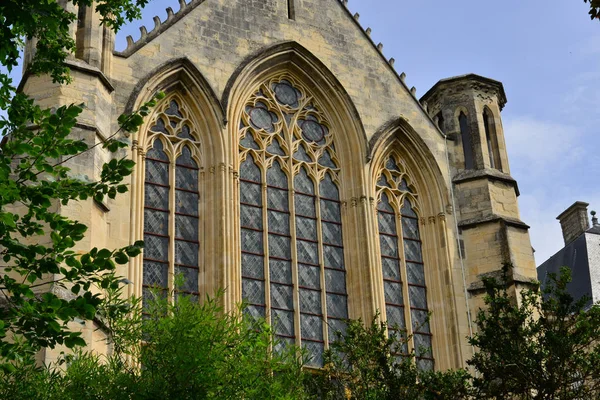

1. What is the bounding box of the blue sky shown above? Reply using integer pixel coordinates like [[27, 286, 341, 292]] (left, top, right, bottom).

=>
[[7, 0, 600, 264]]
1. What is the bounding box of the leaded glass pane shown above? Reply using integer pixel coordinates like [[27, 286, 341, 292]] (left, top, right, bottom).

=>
[[325, 269, 346, 294], [176, 191, 199, 215], [404, 239, 423, 262], [143, 261, 168, 287], [401, 199, 418, 218], [272, 309, 295, 336], [144, 184, 169, 210], [399, 178, 410, 192], [144, 209, 168, 236], [145, 159, 169, 184], [326, 293, 348, 319], [242, 279, 265, 305], [300, 288, 322, 314], [299, 264, 321, 289], [320, 199, 341, 223], [176, 167, 198, 191], [242, 253, 264, 279], [384, 281, 403, 306], [295, 194, 315, 217], [175, 265, 198, 293], [378, 213, 397, 235], [267, 188, 289, 212], [267, 162, 288, 188], [414, 334, 433, 358], [241, 205, 262, 229], [268, 210, 290, 235], [249, 105, 276, 133], [175, 240, 198, 267], [266, 137, 285, 155], [318, 150, 337, 169], [293, 144, 312, 162], [176, 147, 197, 168], [273, 80, 301, 108], [382, 258, 401, 281], [378, 193, 394, 213], [323, 245, 344, 269], [389, 329, 408, 355], [240, 131, 260, 149], [377, 174, 390, 188], [295, 169, 315, 196], [150, 118, 167, 135], [417, 358, 434, 372], [175, 215, 198, 241], [386, 157, 401, 171], [296, 216, 317, 240], [241, 229, 263, 254], [386, 305, 406, 329], [166, 100, 183, 117], [268, 234, 291, 259], [320, 175, 339, 200], [327, 319, 347, 344], [303, 341, 324, 368], [301, 314, 323, 340], [322, 222, 342, 246], [379, 234, 399, 258], [240, 157, 261, 182], [299, 118, 326, 144], [144, 234, 169, 261], [244, 304, 265, 319], [411, 309, 431, 333], [402, 217, 419, 240], [147, 140, 169, 161], [240, 182, 262, 206], [409, 286, 428, 310], [178, 125, 193, 140], [297, 239, 319, 265], [274, 337, 295, 355], [271, 283, 294, 310], [270, 259, 292, 284], [407, 262, 425, 286]]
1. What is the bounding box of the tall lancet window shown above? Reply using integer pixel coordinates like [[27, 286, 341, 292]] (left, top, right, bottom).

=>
[[143, 99, 202, 306], [483, 108, 502, 170], [239, 76, 348, 367], [376, 155, 434, 371]]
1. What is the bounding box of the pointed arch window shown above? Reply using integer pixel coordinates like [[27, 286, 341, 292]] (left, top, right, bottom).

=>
[[483, 108, 502, 170], [239, 76, 348, 367], [458, 112, 474, 170], [143, 98, 202, 305], [376, 155, 434, 371]]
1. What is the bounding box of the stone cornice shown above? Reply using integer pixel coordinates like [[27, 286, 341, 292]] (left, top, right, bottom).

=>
[[453, 168, 520, 196], [420, 74, 507, 111], [458, 214, 530, 230], [468, 270, 538, 292]]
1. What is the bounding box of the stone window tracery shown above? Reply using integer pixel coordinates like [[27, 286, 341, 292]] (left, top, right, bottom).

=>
[[143, 97, 202, 306], [238, 75, 348, 367], [375, 154, 434, 371]]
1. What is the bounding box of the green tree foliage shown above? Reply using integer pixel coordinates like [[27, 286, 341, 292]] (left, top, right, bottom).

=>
[[306, 317, 471, 400], [0, 0, 156, 371], [468, 264, 600, 399], [584, 0, 600, 20]]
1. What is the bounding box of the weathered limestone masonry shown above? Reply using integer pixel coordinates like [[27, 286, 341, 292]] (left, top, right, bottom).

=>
[[18, 0, 537, 371]]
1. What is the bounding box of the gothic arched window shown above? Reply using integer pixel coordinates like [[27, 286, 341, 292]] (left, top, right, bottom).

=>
[[143, 98, 202, 306], [238, 76, 348, 367], [483, 108, 502, 170], [458, 112, 474, 170], [376, 155, 434, 371]]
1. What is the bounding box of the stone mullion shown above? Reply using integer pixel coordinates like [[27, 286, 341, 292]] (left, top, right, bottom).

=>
[[261, 161, 271, 327], [314, 170, 328, 349], [288, 157, 301, 348], [396, 197, 414, 356], [168, 157, 176, 304]]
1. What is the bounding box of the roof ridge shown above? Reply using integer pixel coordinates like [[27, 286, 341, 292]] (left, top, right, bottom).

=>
[[114, 0, 207, 57]]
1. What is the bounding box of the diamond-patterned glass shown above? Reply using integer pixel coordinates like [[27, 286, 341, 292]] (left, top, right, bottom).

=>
[[176, 167, 198, 191], [384, 281, 403, 306], [176, 191, 198, 216], [240, 131, 261, 149], [404, 239, 423, 262], [175, 215, 198, 241], [272, 309, 295, 336], [268, 234, 291, 259], [322, 222, 342, 246], [386, 157, 401, 172], [145, 159, 169, 185], [299, 264, 321, 289], [269, 259, 292, 284], [378, 193, 394, 213], [240, 157, 261, 182], [326, 293, 348, 319], [240, 182, 262, 206], [409, 285, 428, 310], [295, 194, 315, 217], [147, 140, 169, 161], [325, 269, 346, 294], [293, 145, 312, 162], [267, 137, 285, 155], [378, 212, 397, 235], [295, 216, 317, 240], [300, 288, 322, 314], [241, 204, 263, 229], [303, 341, 324, 368], [268, 210, 289, 235], [242, 279, 265, 305], [267, 162, 288, 188], [144, 209, 168, 236], [267, 188, 289, 212], [417, 358, 434, 372], [411, 309, 431, 333], [399, 178, 410, 192], [301, 314, 323, 340], [401, 199, 418, 218], [143, 261, 168, 288], [320, 199, 341, 223], [377, 174, 390, 188], [320, 174, 339, 200], [144, 184, 170, 210], [144, 234, 169, 262], [150, 118, 168, 135], [244, 304, 265, 319], [323, 245, 344, 269], [386, 305, 406, 329], [327, 318, 347, 344], [294, 169, 314, 194], [271, 283, 294, 310], [166, 100, 183, 117], [379, 234, 399, 258], [175, 240, 198, 267], [407, 262, 425, 286], [242, 253, 264, 279], [241, 229, 263, 254], [297, 239, 319, 265], [175, 265, 198, 293], [273, 80, 301, 108], [402, 217, 419, 240], [414, 334, 432, 358], [274, 337, 295, 355], [318, 150, 337, 169], [178, 125, 193, 140], [176, 147, 197, 168], [382, 257, 401, 281]]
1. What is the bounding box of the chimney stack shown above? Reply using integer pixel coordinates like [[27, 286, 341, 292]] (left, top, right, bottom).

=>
[[557, 201, 590, 245]]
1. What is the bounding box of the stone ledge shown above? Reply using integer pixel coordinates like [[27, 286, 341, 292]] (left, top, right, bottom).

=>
[[453, 168, 520, 196], [458, 214, 530, 230], [468, 269, 538, 292]]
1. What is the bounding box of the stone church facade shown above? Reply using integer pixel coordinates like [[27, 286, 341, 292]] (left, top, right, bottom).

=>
[[21, 0, 537, 370]]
